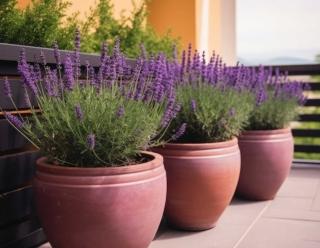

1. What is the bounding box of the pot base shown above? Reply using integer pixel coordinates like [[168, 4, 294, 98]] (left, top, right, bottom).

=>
[[168, 221, 216, 231], [237, 128, 293, 201], [153, 139, 240, 231]]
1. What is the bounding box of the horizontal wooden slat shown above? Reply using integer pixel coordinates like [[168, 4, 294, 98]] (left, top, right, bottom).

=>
[[292, 129, 320, 137], [0, 61, 18, 77], [294, 144, 320, 153], [252, 64, 320, 76], [0, 79, 38, 110], [298, 114, 320, 122], [0, 43, 101, 76], [0, 186, 36, 228], [304, 99, 320, 107], [0, 217, 42, 246], [306, 83, 320, 91], [0, 151, 39, 193], [0, 120, 31, 152]]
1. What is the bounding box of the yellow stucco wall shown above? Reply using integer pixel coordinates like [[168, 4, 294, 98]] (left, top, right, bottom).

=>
[[17, 0, 142, 20], [147, 0, 196, 50], [17, 0, 236, 64]]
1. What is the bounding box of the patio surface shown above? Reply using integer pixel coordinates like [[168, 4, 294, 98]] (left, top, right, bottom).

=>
[[39, 164, 320, 248]]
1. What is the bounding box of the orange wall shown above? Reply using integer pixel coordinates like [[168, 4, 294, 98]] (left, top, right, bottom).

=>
[[17, 0, 143, 20], [17, 0, 30, 9], [147, 0, 196, 50]]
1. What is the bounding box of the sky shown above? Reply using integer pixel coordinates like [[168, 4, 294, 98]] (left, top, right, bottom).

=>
[[237, 0, 320, 64]]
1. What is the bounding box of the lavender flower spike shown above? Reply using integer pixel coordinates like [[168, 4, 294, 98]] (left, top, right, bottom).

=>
[[116, 106, 125, 118], [172, 123, 187, 141], [64, 55, 74, 90], [53, 42, 61, 66], [5, 112, 24, 129], [3, 77, 12, 98], [87, 133, 95, 150], [75, 104, 84, 121], [229, 107, 236, 117], [191, 99, 196, 112]]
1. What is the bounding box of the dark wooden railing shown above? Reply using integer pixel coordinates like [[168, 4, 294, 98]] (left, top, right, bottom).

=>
[[250, 64, 320, 157], [0, 43, 319, 247], [0, 43, 102, 248]]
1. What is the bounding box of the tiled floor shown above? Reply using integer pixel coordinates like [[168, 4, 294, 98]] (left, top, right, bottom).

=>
[[39, 164, 320, 248]]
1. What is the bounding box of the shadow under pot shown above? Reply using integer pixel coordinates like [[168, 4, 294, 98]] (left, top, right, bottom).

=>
[[152, 138, 240, 231], [236, 128, 293, 201], [33, 151, 166, 248]]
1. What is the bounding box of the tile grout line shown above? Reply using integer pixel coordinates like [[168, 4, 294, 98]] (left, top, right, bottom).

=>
[[310, 179, 320, 211], [232, 201, 272, 248]]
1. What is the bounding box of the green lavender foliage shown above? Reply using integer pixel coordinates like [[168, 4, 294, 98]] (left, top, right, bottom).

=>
[[247, 90, 300, 130], [22, 84, 167, 167], [172, 84, 254, 143]]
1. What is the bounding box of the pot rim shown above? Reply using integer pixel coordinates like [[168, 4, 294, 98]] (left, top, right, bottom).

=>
[[241, 128, 291, 136], [36, 151, 163, 176], [155, 138, 238, 150]]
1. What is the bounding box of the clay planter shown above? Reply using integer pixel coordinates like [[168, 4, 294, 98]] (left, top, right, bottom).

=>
[[152, 139, 240, 231], [33, 151, 166, 248], [237, 128, 293, 201]]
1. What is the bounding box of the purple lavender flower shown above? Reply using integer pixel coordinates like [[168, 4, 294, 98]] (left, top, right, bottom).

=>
[[256, 87, 267, 106], [180, 50, 186, 80], [229, 107, 236, 117], [18, 50, 38, 95], [3, 77, 12, 98], [172, 44, 178, 62], [140, 43, 147, 59], [190, 99, 196, 112], [4, 112, 24, 129], [23, 84, 31, 107], [161, 91, 177, 127], [186, 43, 192, 73], [40, 50, 47, 65], [45, 77, 55, 96], [75, 104, 84, 121], [172, 103, 181, 118], [73, 29, 81, 79], [87, 133, 95, 150], [172, 123, 187, 141], [116, 106, 125, 118], [192, 50, 200, 72], [89, 65, 96, 87], [64, 55, 74, 90], [53, 42, 61, 66], [100, 42, 108, 62]]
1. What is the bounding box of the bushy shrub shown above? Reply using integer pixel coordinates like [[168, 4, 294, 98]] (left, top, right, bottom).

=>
[[0, 0, 78, 49], [0, 0, 179, 57], [2, 33, 181, 167], [162, 46, 254, 143], [244, 67, 307, 130]]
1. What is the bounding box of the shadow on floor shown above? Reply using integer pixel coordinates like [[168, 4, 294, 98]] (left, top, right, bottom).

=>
[[154, 217, 209, 241]]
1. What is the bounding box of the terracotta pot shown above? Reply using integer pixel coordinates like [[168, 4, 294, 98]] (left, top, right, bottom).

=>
[[152, 139, 240, 230], [33, 151, 166, 248], [237, 128, 293, 200]]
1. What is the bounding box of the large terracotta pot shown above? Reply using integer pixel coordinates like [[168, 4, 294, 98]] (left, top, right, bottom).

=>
[[237, 128, 293, 200], [33, 151, 166, 248], [152, 139, 240, 231]]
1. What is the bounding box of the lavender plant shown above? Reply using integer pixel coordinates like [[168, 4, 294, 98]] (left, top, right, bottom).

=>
[[244, 66, 307, 130], [2, 34, 181, 167], [165, 46, 254, 143]]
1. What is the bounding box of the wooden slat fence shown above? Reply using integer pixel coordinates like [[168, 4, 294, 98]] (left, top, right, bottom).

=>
[[0, 43, 101, 248]]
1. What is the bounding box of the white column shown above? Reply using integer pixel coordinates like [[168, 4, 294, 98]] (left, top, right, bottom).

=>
[[196, 0, 236, 65]]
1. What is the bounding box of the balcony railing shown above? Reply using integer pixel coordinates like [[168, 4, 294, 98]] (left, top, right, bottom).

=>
[[0, 43, 319, 247]]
